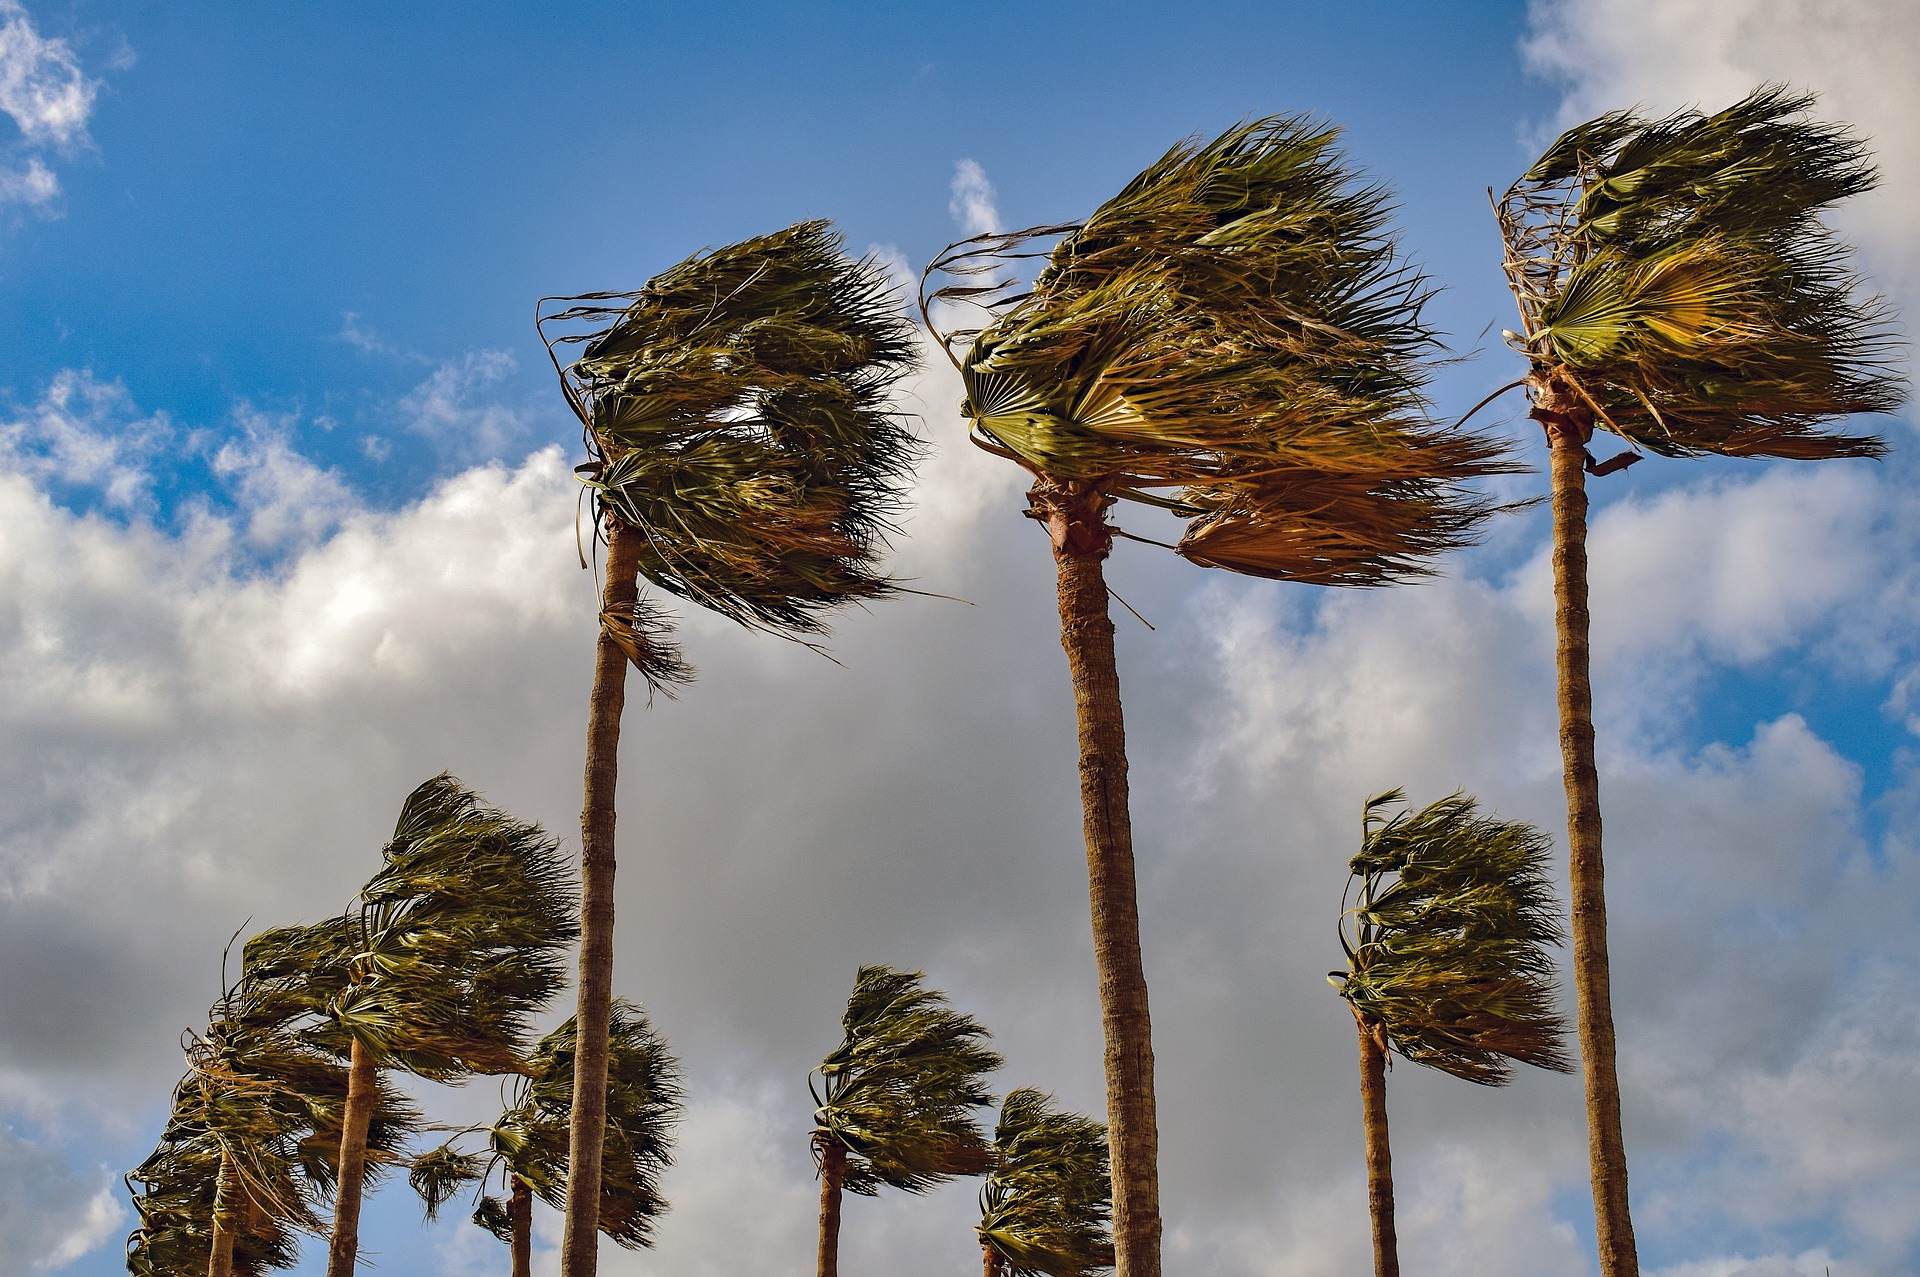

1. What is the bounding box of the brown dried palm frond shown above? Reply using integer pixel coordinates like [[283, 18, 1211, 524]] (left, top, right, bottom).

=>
[[1330, 790, 1572, 1086], [1497, 85, 1905, 458], [923, 116, 1521, 585], [538, 219, 920, 655]]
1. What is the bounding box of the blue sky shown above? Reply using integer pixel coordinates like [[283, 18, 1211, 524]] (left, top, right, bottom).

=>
[[1, 3, 1916, 1276]]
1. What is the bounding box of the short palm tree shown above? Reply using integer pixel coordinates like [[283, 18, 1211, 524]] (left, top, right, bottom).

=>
[[538, 221, 917, 1277], [409, 999, 682, 1277], [977, 1089, 1114, 1277], [810, 965, 1002, 1277], [243, 774, 578, 1277], [1329, 790, 1571, 1277], [922, 117, 1519, 1277], [1491, 87, 1905, 1277]]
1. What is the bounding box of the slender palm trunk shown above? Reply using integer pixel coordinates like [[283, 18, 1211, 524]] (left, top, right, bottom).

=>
[[510, 1176, 534, 1277], [817, 1139, 847, 1277], [563, 521, 642, 1277], [1537, 377, 1638, 1277], [208, 1148, 237, 1277], [982, 1242, 1003, 1277], [325, 1038, 379, 1277], [1355, 1018, 1397, 1277], [1032, 476, 1161, 1277]]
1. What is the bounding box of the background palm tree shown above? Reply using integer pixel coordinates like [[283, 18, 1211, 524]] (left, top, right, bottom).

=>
[[409, 998, 682, 1277], [1328, 790, 1571, 1277], [922, 116, 1519, 1277], [243, 774, 577, 1277], [977, 1088, 1113, 1277], [537, 220, 917, 1277], [1491, 86, 1905, 1277], [810, 965, 1002, 1277]]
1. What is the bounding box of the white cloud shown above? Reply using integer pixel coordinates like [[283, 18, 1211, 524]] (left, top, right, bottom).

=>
[[212, 406, 359, 549], [949, 158, 1000, 237], [399, 349, 528, 458], [0, 1124, 122, 1272], [0, 370, 171, 507], [0, 1, 95, 150]]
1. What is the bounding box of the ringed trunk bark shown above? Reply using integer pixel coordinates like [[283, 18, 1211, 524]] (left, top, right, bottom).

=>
[[325, 1038, 379, 1277], [982, 1240, 1003, 1277], [562, 521, 643, 1277], [1032, 476, 1161, 1277], [207, 1148, 237, 1277], [816, 1139, 847, 1277], [1356, 1018, 1397, 1277], [510, 1176, 534, 1277], [1538, 377, 1639, 1277]]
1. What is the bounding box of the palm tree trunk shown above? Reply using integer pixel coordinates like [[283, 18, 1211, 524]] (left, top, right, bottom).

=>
[[510, 1175, 534, 1277], [982, 1242, 1003, 1277], [817, 1139, 847, 1277], [562, 520, 642, 1277], [325, 1037, 379, 1277], [208, 1148, 236, 1277], [1537, 377, 1639, 1277], [1031, 475, 1161, 1277], [1355, 1018, 1397, 1277]]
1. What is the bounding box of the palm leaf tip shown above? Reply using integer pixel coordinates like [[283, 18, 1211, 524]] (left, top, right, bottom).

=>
[[541, 219, 924, 642], [1334, 790, 1573, 1085]]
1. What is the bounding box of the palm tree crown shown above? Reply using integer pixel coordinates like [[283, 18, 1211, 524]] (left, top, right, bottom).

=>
[[1332, 790, 1571, 1084], [1497, 85, 1904, 460], [812, 965, 1003, 1194], [978, 1089, 1115, 1277]]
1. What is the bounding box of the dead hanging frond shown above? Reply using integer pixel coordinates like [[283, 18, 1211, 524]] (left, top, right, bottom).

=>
[[1497, 85, 1905, 458], [539, 220, 921, 642], [599, 592, 695, 700], [922, 115, 1522, 586]]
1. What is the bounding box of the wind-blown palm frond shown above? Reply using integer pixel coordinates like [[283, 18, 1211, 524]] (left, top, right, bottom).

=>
[[1498, 85, 1905, 458], [538, 219, 920, 650], [812, 966, 1001, 1195], [924, 115, 1519, 584], [1331, 790, 1572, 1085], [978, 1089, 1114, 1277]]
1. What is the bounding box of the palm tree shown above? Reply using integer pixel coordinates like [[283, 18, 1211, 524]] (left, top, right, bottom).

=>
[[921, 117, 1519, 1277], [810, 965, 1002, 1277], [1328, 790, 1571, 1277], [537, 220, 917, 1277], [977, 1089, 1114, 1277], [243, 774, 578, 1277], [409, 999, 682, 1277], [1490, 87, 1906, 1277]]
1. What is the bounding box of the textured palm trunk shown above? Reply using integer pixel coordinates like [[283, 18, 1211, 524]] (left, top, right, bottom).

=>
[[816, 1139, 847, 1277], [1355, 1018, 1397, 1277], [1537, 376, 1639, 1277], [1032, 476, 1161, 1277], [207, 1148, 237, 1277], [562, 520, 642, 1277], [325, 1037, 379, 1277], [982, 1241, 1003, 1277], [510, 1176, 534, 1277]]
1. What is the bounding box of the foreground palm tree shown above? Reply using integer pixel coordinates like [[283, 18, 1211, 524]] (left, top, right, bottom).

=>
[[538, 221, 917, 1277], [923, 117, 1518, 1277], [810, 966, 1001, 1277], [1329, 790, 1571, 1277], [978, 1089, 1114, 1277], [410, 999, 682, 1277], [1492, 87, 1905, 1277], [244, 774, 578, 1277]]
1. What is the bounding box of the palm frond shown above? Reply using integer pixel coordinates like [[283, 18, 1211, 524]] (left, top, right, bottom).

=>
[[978, 1089, 1114, 1277], [1331, 791, 1572, 1085]]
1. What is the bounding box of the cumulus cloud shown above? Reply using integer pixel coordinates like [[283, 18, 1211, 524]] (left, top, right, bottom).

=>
[[0, 1123, 123, 1273], [399, 349, 529, 459], [0, 369, 171, 507]]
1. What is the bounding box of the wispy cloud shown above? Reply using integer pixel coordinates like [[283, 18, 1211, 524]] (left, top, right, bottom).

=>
[[949, 158, 1001, 237], [0, 0, 105, 215]]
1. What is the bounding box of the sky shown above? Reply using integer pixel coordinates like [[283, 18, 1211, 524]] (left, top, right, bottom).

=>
[[0, 2, 1916, 1275]]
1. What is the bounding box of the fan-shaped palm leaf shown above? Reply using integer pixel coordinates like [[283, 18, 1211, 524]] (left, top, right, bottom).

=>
[[978, 1089, 1114, 1277]]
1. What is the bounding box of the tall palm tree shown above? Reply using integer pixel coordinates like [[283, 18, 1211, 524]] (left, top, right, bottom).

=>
[[810, 965, 1002, 1277], [243, 774, 578, 1277], [1328, 790, 1571, 1277], [922, 117, 1519, 1277], [538, 220, 917, 1277], [1491, 87, 1905, 1277], [409, 999, 682, 1277], [977, 1089, 1114, 1277]]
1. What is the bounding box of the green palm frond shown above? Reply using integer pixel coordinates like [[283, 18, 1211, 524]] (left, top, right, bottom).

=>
[[539, 219, 920, 649], [812, 965, 1002, 1195], [1330, 791, 1572, 1085], [978, 1089, 1115, 1277], [924, 115, 1520, 585], [1499, 85, 1905, 457]]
